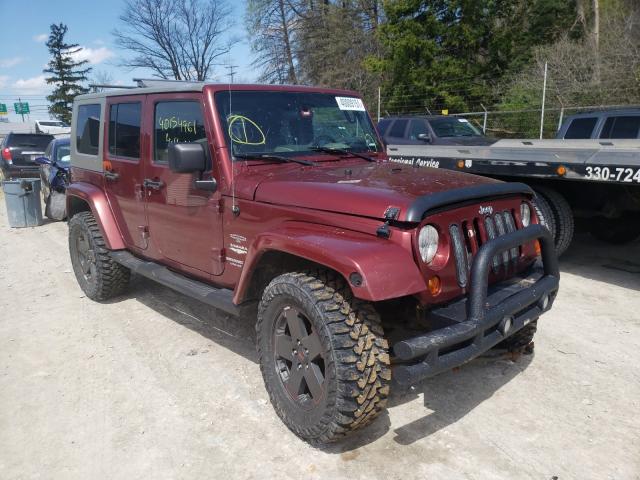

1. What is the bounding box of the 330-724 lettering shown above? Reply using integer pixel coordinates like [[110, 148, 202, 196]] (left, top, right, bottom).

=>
[[585, 166, 640, 183]]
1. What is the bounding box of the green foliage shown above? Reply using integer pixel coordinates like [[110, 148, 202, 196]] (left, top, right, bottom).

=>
[[370, 0, 578, 114], [43, 23, 91, 124]]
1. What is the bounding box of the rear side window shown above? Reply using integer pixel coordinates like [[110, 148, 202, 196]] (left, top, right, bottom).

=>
[[376, 118, 392, 136], [388, 119, 408, 138], [154, 101, 206, 163], [108, 102, 142, 159], [76, 104, 101, 155], [564, 117, 597, 139]]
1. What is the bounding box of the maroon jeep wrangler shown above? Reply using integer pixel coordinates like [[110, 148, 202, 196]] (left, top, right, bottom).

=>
[[66, 81, 559, 443]]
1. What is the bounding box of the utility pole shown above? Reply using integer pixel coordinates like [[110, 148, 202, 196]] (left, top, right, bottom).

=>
[[377, 87, 381, 122], [18, 97, 25, 122], [539, 62, 548, 140], [225, 65, 238, 84]]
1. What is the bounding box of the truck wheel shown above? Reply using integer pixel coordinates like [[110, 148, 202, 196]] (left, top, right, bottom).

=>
[[533, 186, 574, 256], [589, 216, 640, 244], [532, 193, 556, 239], [494, 320, 537, 352], [256, 270, 391, 444], [68, 211, 130, 301]]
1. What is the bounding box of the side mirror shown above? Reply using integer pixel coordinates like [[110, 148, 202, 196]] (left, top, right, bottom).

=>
[[34, 156, 52, 165], [417, 133, 432, 143], [168, 143, 206, 173]]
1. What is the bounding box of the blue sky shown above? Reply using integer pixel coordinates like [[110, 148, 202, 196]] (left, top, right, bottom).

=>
[[0, 0, 255, 122]]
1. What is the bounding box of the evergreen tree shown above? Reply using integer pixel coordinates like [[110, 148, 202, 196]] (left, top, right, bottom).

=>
[[43, 23, 92, 124]]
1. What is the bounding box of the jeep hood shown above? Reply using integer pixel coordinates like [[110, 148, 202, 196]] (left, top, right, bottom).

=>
[[252, 162, 505, 222]]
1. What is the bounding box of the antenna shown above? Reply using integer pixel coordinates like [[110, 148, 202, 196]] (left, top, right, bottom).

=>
[[224, 65, 238, 84]]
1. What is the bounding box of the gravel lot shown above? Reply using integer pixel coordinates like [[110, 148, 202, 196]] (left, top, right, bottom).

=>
[[1, 191, 639, 480]]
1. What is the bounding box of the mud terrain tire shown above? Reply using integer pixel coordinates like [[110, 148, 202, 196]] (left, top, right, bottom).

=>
[[69, 211, 130, 301], [533, 186, 574, 256], [257, 270, 391, 444]]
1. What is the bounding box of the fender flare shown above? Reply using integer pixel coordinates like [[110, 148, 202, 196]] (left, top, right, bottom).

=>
[[66, 183, 125, 250], [233, 222, 426, 304]]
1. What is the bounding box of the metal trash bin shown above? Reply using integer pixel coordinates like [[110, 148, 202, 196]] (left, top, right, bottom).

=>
[[2, 179, 44, 228]]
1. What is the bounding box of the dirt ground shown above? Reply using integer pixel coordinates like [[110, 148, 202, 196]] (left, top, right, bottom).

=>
[[0, 192, 639, 480]]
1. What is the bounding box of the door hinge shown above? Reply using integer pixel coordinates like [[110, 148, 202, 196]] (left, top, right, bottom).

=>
[[138, 225, 149, 239], [212, 247, 226, 263]]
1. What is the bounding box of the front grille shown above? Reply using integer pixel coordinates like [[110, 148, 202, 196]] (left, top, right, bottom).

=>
[[452, 210, 520, 287]]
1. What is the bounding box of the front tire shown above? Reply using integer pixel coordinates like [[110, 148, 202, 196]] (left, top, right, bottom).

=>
[[257, 270, 391, 444], [69, 211, 130, 301]]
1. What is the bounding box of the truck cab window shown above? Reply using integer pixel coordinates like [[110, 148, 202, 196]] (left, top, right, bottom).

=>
[[408, 119, 429, 140], [154, 101, 206, 163], [388, 119, 408, 138]]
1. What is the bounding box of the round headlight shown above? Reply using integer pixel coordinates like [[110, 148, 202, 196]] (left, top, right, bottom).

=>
[[418, 225, 439, 263], [520, 203, 531, 227]]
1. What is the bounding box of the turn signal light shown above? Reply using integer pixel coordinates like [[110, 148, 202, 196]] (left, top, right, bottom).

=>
[[427, 276, 441, 295], [534, 240, 541, 256]]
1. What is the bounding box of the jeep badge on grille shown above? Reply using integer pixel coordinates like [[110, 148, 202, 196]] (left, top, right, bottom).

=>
[[479, 205, 494, 215]]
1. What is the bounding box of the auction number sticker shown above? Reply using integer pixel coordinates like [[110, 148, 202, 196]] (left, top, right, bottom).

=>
[[585, 166, 640, 183], [335, 96, 366, 111]]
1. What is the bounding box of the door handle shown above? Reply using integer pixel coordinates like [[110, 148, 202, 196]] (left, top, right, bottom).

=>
[[143, 178, 164, 190], [105, 170, 119, 181]]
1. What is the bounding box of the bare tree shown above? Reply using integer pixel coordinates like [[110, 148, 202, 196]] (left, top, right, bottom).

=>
[[113, 0, 235, 81], [246, 0, 300, 84]]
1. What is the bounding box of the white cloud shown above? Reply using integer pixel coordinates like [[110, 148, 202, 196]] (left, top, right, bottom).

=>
[[0, 57, 24, 68], [70, 46, 115, 65], [13, 75, 49, 94], [33, 33, 48, 43], [0, 75, 9, 89]]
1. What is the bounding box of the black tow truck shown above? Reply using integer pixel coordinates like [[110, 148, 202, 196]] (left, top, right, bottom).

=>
[[388, 139, 640, 254]]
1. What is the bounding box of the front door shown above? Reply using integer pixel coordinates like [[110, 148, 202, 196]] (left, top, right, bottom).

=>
[[103, 97, 147, 251], [143, 93, 224, 276]]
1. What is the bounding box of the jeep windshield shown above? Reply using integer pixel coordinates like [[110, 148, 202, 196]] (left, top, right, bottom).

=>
[[430, 117, 483, 137], [214, 91, 382, 160]]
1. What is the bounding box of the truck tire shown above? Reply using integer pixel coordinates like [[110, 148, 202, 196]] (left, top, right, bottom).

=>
[[589, 216, 640, 244], [494, 320, 537, 352], [533, 186, 574, 256], [256, 270, 391, 444], [532, 193, 556, 239], [68, 211, 131, 301]]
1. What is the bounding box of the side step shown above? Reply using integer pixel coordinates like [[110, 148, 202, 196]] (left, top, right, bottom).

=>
[[110, 250, 240, 316]]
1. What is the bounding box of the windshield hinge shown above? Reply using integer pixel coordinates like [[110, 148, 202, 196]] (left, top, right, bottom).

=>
[[376, 222, 391, 239]]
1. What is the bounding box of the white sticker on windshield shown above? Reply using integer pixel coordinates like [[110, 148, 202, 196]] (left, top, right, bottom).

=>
[[335, 97, 366, 111], [458, 118, 469, 123]]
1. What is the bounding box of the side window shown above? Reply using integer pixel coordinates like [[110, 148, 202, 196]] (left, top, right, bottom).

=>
[[408, 119, 429, 140], [154, 101, 206, 163], [76, 104, 101, 155], [388, 119, 408, 138], [564, 117, 597, 139], [610, 116, 640, 139], [108, 102, 141, 159]]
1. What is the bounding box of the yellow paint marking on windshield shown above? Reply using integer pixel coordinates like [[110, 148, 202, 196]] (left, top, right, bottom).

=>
[[228, 115, 266, 145]]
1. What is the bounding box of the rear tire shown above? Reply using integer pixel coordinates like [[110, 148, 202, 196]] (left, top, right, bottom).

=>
[[257, 270, 391, 444], [533, 186, 574, 256], [494, 320, 537, 352], [68, 211, 130, 301]]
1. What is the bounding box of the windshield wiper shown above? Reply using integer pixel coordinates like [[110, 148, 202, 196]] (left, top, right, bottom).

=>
[[233, 153, 316, 166], [310, 146, 376, 162]]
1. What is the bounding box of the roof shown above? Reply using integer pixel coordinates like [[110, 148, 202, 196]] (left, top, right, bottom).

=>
[[564, 108, 640, 119], [76, 82, 362, 101]]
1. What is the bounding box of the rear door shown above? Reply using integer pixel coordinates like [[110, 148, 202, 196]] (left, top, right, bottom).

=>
[[103, 96, 148, 251], [143, 93, 224, 276]]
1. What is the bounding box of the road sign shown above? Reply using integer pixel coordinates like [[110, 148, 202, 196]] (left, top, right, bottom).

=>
[[14, 102, 30, 114], [0, 103, 7, 115]]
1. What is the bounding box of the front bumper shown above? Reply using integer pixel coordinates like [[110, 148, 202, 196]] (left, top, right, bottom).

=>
[[393, 224, 559, 386]]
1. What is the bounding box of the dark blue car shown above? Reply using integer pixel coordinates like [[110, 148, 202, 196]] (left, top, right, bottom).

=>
[[36, 137, 70, 220]]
